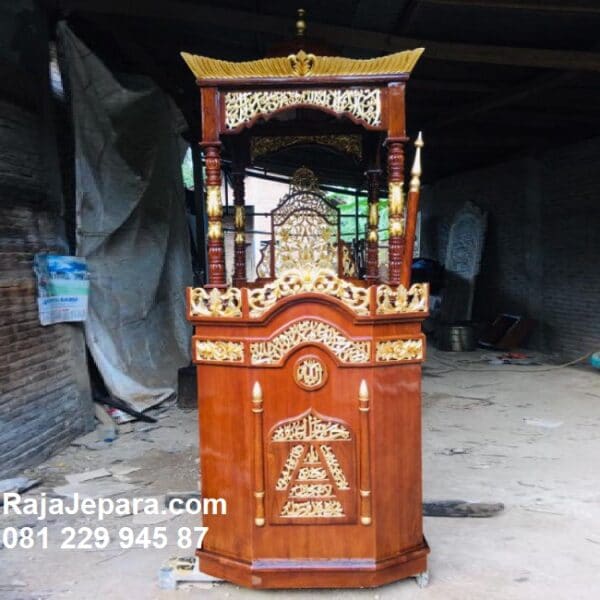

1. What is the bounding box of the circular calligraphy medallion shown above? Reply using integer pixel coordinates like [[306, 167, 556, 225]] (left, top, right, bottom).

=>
[[293, 355, 328, 391]]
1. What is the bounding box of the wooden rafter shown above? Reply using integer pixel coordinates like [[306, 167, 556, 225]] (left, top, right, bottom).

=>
[[59, 0, 600, 72]]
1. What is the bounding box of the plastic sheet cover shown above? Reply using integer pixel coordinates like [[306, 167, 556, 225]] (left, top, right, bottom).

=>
[[58, 24, 192, 412]]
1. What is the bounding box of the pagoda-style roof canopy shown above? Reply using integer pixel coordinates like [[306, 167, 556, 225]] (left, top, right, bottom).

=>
[[181, 49, 424, 82]]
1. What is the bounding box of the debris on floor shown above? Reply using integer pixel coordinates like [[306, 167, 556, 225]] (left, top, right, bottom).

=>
[[423, 500, 505, 518], [439, 447, 472, 455], [64, 468, 112, 484], [486, 353, 541, 366], [158, 556, 223, 590], [0, 477, 40, 501]]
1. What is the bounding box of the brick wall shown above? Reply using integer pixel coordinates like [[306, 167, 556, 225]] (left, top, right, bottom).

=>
[[0, 2, 93, 478], [420, 138, 600, 359]]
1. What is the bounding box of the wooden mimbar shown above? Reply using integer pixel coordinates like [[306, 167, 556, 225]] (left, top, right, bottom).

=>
[[184, 15, 429, 588]]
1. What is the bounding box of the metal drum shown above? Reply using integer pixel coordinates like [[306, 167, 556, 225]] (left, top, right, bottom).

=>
[[437, 323, 477, 352]]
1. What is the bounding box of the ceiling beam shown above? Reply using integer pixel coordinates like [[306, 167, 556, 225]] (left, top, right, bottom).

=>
[[73, 15, 195, 125], [419, 0, 600, 15], [424, 71, 578, 131], [397, 0, 423, 35], [424, 134, 551, 148], [345, 0, 406, 57], [59, 1, 600, 72], [409, 79, 502, 93]]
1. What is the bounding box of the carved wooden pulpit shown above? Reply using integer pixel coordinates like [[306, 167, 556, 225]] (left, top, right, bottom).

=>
[[182, 29, 429, 589]]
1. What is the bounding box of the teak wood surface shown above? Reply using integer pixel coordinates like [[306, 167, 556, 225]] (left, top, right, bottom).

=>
[[190, 294, 429, 588]]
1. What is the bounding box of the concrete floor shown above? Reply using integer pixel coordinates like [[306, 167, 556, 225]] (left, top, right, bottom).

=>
[[2, 351, 599, 599]]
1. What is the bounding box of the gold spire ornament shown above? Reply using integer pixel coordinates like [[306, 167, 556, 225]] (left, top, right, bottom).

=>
[[295, 8, 307, 37], [410, 132, 424, 193]]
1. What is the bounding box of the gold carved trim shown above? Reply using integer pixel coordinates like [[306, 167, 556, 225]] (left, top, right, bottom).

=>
[[189, 286, 242, 318], [288, 50, 315, 76], [181, 49, 424, 80], [298, 466, 327, 480], [289, 483, 333, 498], [388, 181, 405, 216], [389, 216, 404, 237], [248, 268, 369, 318], [320, 444, 350, 490], [275, 444, 304, 491], [294, 356, 327, 390], [375, 338, 423, 362], [376, 283, 428, 314], [234, 205, 245, 229], [224, 88, 381, 129], [195, 339, 244, 362], [341, 243, 358, 278], [271, 411, 353, 521], [280, 499, 344, 518], [250, 319, 370, 365], [272, 413, 351, 442], [207, 221, 223, 240], [206, 185, 222, 218], [251, 135, 362, 161]]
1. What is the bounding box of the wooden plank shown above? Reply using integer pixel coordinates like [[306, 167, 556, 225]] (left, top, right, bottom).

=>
[[60, 0, 600, 72]]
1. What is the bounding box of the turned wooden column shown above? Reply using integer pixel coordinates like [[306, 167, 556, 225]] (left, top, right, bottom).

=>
[[400, 133, 424, 288], [365, 170, 380, 284], [203, 144, 226, 287], [386, 140, 405, 286], [232, 170, 247, 287]]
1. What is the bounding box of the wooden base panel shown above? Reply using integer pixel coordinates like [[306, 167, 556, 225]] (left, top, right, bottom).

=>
[[197, 540, 429, 589]]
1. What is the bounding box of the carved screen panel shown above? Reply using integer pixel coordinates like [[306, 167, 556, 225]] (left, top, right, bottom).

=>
[[267, 410, 357, 525], [270, 168, 340, 276]]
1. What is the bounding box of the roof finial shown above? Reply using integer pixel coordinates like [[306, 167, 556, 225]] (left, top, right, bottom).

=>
[[296, 8, 307, 37]]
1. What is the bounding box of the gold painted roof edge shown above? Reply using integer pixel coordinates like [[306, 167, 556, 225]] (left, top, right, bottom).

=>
[[180, 48, 425, 80]]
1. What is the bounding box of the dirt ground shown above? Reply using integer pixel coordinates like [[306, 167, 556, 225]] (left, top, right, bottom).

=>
[[2, 350, 599, 599]]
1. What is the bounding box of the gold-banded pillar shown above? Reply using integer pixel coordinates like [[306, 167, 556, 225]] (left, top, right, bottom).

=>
[[203, 144, 226, 287], [232, 170, 247, 287], [386, 141, 405, 286], [365, 170, 380, 284]]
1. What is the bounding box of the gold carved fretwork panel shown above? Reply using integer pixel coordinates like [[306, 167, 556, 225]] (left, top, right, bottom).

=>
[[224, 88, 381, 130], [195, 340, 244, 363], [251, 135, 362, 161], [272, 171, 339, 276], [189, 287, 242, 318], [375, 338, 423, 362], [248, 269, 369, 318], [250, 319, 370, 365], [268, 410, 356, 524], [376, 283, 428, 314], [276, 212, 337, 274]]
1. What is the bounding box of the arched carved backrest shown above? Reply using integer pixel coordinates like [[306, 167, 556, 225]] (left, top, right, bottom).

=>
[[257, 168, 341, 278]]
